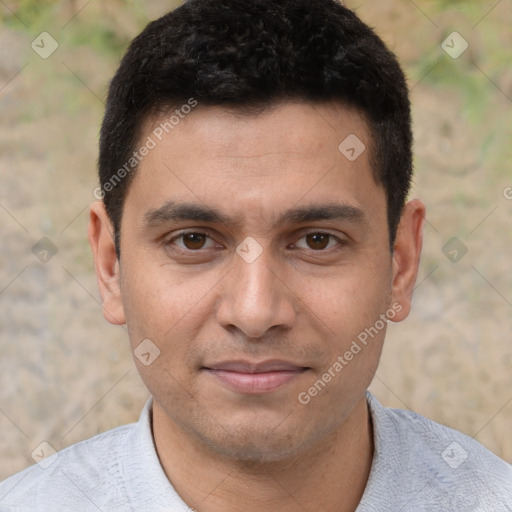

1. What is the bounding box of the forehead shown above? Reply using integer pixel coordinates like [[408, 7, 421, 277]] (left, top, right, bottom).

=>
[[124, 101, 385, 231], [143, 101, 370, 163]]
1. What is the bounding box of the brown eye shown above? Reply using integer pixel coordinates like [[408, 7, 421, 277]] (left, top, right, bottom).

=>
[[168, 231, 214, 252], [294, 232, 342, 252], [305, 233, 331, 250], [181, 232, 207, 250]]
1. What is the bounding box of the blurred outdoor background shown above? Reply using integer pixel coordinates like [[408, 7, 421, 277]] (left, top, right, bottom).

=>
[[0, 0, 511, 479]]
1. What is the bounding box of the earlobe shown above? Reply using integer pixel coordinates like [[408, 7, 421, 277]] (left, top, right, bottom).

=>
[[390, 199, 426, 322], [88, 201, 126, 325]]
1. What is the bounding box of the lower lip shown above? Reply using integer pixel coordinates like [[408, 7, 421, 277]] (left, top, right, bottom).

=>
[[204, 369, 306, 394]]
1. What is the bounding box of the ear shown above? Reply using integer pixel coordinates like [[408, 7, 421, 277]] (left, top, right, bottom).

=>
[[390, 198, 426, 322], [88, 201, 126, 325]]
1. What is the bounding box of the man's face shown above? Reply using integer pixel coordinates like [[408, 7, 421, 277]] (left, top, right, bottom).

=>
[[98, 102, 406, 461]]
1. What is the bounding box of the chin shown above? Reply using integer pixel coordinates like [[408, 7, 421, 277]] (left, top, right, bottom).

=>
[[196, 420, 317, 465]]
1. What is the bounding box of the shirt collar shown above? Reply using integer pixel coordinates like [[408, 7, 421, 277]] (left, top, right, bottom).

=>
[[120, 397, 192, 511], [126, 393, 391, 511]]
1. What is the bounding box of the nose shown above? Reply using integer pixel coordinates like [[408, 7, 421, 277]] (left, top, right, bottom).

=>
[[215, 244, 297, 340]]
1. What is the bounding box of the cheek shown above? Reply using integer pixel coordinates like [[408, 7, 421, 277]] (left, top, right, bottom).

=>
[[119, 252, 219, 355], [119, 256, 178, 352], [119, 262, 201, 398], [302, 263, 392, 334]]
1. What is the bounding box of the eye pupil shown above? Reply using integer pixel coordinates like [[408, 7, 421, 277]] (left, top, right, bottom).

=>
[[183, 233, 206, 250], [306, 233, 329, 250]]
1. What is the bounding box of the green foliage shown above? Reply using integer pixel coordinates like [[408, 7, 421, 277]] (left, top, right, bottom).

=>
[[2, 0, 136, 58], [2, 0, 57, 31], [63, 19, 129, 58], [2, 0, 59, 27], [410, 0, 509, 126]]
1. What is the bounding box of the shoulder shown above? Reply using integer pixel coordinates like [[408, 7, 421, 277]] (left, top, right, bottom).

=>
[[385, 402, 511, 477], [0, 422, 135, 511], [363, 393, 512, 510]]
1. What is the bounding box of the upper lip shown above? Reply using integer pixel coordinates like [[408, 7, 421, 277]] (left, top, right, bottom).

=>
[[203, 360, 308, 373]]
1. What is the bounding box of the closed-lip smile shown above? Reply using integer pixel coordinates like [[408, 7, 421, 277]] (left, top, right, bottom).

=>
[[202, 359, 309, 394]]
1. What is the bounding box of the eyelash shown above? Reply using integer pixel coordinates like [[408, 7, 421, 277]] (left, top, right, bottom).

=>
[[165, 230, 345, 254]]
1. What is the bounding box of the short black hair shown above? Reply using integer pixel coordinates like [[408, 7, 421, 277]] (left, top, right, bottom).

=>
[[98, 0, 412, 259]]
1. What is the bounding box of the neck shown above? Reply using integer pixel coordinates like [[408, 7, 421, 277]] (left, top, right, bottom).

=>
[[153, 395, 373, 512]]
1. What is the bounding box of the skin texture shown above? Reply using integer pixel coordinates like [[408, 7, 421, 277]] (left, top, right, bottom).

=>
[[88, 102, 425, 511]]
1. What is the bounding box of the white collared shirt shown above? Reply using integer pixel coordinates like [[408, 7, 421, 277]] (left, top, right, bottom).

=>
[[1, 393, 511, 511]]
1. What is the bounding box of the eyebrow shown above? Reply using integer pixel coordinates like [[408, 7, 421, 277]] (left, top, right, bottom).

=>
[[144, 200, 368, 229]]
